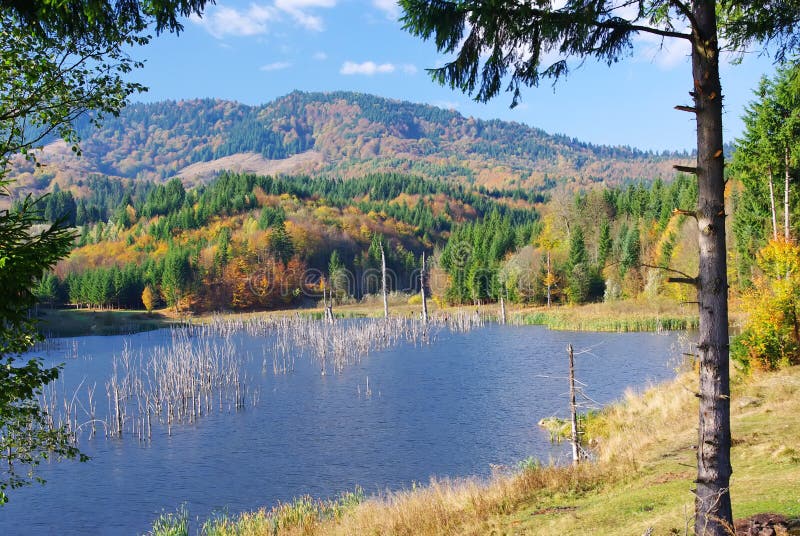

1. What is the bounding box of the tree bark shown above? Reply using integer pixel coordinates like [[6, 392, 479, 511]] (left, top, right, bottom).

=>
[[691, 2, 733, 534], [785, 143, 791, 241], [769, 166, 778, 240]]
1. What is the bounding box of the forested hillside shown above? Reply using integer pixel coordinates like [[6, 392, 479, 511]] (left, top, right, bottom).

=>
[[34, 172, 539, 312], [7, 91, 688, 201]]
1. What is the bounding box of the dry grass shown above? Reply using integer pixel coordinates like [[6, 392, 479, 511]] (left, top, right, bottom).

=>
[[197, 465, 611, 536]]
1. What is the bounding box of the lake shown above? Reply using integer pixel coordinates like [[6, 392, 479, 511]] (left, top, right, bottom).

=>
[[0, 318, 688, 535]]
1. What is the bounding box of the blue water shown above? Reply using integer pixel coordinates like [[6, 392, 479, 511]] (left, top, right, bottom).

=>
[[0, 323, 687, 535]]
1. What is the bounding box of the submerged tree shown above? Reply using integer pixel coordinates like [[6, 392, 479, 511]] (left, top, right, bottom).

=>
[[399, 1, 800, 533]]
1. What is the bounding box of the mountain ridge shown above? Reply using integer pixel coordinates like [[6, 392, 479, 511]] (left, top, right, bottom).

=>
[[8, 90, 690, 199]]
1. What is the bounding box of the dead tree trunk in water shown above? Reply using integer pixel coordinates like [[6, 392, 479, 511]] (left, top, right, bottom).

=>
[[568, 344, 579, 465], [323, 287, 334, 323], [420, 251, 428, 323], [499, 294, 506, 325], [380, 241, 389, 319]]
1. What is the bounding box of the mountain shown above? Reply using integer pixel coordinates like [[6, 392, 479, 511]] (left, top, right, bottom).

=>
[[8, 91, 688, 200]]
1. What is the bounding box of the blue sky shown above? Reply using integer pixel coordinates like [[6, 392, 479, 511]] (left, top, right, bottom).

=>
[[132, 0, 778, 152]]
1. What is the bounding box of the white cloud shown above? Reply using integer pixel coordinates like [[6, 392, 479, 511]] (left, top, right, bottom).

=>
[[192, 1, 336, 38], [373, 0, 400, 18], [401, 64, 418, 74], [313, 51, 328, 61], [260, 61, 292, 71], [340, 61, 397, 75], [275, 0, 336, 31], [191, 5, 276, 39]]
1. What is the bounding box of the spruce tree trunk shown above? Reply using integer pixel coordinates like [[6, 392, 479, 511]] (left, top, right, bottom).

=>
[[691, 1, 733, 533]]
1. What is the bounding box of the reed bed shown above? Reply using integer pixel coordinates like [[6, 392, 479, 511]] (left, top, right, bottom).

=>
[[510, 299, 699, 332], [429, 309, 486, 333], [201, 314, 435, 375], [38, 311, 487, 444], [39, 328, 252, 442]]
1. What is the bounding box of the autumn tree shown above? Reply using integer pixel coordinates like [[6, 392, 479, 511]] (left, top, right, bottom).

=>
[[142, 284, 156, 313], [400, 1, 800, 532], [536, 214, 562, 307], [732, 239, 800, 371]]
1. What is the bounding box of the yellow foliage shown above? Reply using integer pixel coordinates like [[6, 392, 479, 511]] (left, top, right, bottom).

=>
[[142, 285, 156, 313], [732, 239, 800, 371], [757, 239, 800, 279]]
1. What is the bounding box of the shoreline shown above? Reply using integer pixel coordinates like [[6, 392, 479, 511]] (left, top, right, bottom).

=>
[[36, 297, 702, 338]]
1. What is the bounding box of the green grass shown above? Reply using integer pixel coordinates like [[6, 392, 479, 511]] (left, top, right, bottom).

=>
[[493, 366, 800, 535], [513, 298, 699, 332], [517, 311, 698, 331], [146, 504, 189, 536], [36, 308, 173, 337]]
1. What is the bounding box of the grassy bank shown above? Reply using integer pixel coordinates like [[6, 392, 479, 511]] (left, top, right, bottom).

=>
[[513, 298, 699, 332], [149, 365, 800, 535], [36, 308, 173, 337]]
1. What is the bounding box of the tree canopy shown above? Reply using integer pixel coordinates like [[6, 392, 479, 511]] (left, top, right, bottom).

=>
[[0, 0, 212, 36]]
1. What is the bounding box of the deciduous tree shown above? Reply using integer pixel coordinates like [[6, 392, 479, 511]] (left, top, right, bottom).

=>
[[0, 1, 211, 501], [142, 284, 156, 313]]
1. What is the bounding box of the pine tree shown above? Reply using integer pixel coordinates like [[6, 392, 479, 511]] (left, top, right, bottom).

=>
[[598, 219, 612, 267]]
